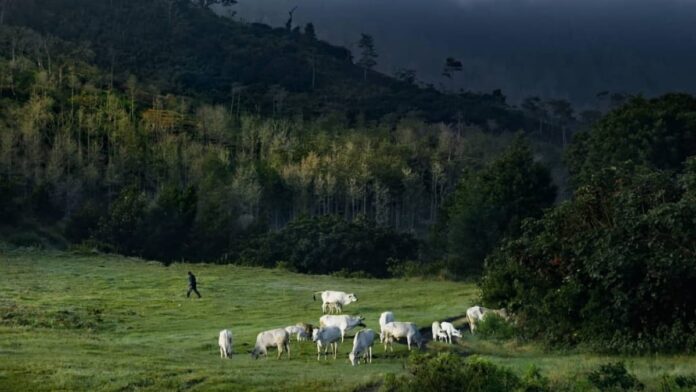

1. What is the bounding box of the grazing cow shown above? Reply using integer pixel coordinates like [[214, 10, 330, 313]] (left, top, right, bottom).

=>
[[285, 324, 311, 342], [466, 306, 509, 333], [218, 329, 233, 358], [379, 311, 395, 343], [439, 321, 462, 344], [349, 329, 376, 366], [431, 321, 448, 343], [382, 321, 424, 351], [251, 328, 290, 360], [319, 315, 366, 342], [312, 326, 342, 360], [313, 291, 357, 314]]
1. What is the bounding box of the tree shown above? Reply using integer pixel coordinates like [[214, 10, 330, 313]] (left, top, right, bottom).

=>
[[566, 93, 696, 186], [190, 0, 237, 8], [285, 6, 298, 32], [357, 33, 378, 81], [441, 57, 463, 80], [481, 163, 696, 353], [521, 96, 546, 136], [545, 99, 574, 146], [394, 68, 416, 85], [304, 22, 316, 40], [440, 137, 556, 275]]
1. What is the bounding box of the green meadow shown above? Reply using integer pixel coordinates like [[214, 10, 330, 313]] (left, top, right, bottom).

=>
[[1, 250, 695, 391]]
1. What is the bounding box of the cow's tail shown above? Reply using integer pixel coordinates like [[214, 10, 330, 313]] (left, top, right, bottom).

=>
[[313, 291, 323, 301]]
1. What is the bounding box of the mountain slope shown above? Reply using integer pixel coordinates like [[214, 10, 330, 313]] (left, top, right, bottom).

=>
[[3, 0, 526, 127]]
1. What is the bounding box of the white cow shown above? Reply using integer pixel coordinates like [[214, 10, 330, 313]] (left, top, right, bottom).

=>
[[439, 321, 462, 344], [285, 324, 312, 342], [466, 306, 508, 333], [313, 291, 357, 314], [349, 329, 376, 366], [324, 302, 343, 314], [319, 315, 366, 342], [251, 328, 290, 360], [379, 311, 395, 343], [382, 321, 424, 351], [312, 326, 342, 360], [431, 321, 448, 343], [218, 329, 233, 358]]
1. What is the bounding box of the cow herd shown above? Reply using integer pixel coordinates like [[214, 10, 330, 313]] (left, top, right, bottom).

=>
[[216, 290, 508, 366]]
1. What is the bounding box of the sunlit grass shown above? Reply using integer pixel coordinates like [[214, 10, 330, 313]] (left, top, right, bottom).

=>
[[1, 249, 694, 391]]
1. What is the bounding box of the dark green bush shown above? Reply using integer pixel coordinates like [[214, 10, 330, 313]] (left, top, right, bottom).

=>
[[476, 313, 515, 341], [65, 200, 103, 243], [660, 374, 696, 392], [433, 137, 556, 276], [239, 215, 418, 278], [0, 178, 20, 224], [587, 362, 644, 391], [381, 353, 548, 392], [481, 163, 696, 353]]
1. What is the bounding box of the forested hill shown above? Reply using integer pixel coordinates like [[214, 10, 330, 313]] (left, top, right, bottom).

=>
[[2, 0, 524, 128]]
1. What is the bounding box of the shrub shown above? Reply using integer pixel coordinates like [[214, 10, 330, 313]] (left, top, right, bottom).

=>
[[433, 137, 556, 276], [481, 163, 696, 353], [0, 178, 20, 224], [521, 365, 550, 392], [239, 215, 418, 278], [381, 353, 548, 392], [587, 362, 644, 391], [660, 374, 696, 392], [65, 200, 103, 243], [476, 313, 515, 340]]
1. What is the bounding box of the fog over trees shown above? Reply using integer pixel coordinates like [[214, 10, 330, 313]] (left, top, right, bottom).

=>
[[234, 0, 696, 105]]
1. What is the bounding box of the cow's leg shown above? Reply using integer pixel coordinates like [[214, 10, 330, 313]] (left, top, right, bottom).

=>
[[407, 336, 412, 351], [287, 342, 290, 359], [341, 329, 345, 343], [317, 343, 321, 361], [368, 346, 372, 363]]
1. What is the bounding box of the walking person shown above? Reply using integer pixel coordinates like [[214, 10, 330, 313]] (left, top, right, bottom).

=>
[[187, 271, 201, 298]]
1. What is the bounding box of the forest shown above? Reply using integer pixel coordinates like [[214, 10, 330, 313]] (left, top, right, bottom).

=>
[[1, 0, 695, 361]]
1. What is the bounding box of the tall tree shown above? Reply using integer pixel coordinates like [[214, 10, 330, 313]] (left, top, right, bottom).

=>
[[357, 33, 378, 82], [304, 22, 316, 40], [285, 6, 298, 32], [190, 0, 237, 8], [546, 99, 574, 146], [441, 57, 463, 81], [439, 137, 557, 275]]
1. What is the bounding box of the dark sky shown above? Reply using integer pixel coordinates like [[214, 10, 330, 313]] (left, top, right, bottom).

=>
[[232, 0, 696, 105]]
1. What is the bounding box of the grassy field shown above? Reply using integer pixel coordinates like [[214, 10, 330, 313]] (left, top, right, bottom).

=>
[[1, 249, 695, 391]]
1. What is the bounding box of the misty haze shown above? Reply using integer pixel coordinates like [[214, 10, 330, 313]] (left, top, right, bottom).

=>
[[236, 0, 696, 105]]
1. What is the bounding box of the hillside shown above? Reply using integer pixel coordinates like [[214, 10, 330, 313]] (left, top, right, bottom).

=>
[[2, 0, 526, 128], [2, 250, 695, 391]]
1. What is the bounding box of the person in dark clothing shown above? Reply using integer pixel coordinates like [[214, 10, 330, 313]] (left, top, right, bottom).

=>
[[187, 271, 201, 298]]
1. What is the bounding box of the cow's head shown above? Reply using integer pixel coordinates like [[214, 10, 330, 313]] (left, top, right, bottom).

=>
[[496, 308, 510, 321], [250, 348, 260, 359], [346, 293, 357, 303], [303, 323, 314, 336], [348, 352, 358, 366], [357, 315, 366, 328]]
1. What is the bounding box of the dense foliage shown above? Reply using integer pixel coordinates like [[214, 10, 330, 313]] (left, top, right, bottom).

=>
[[0, 22, 533, 269], [431, 138, 556, 274], [382, 354, 549, 392], [1, 0, 527, 127], [566, 94, 696, 184], [481, 140, 696, 351], [237, 215, 417, 277]]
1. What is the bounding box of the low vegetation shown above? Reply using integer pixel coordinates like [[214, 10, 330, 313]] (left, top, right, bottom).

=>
[[2, 250, 696, 391]]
